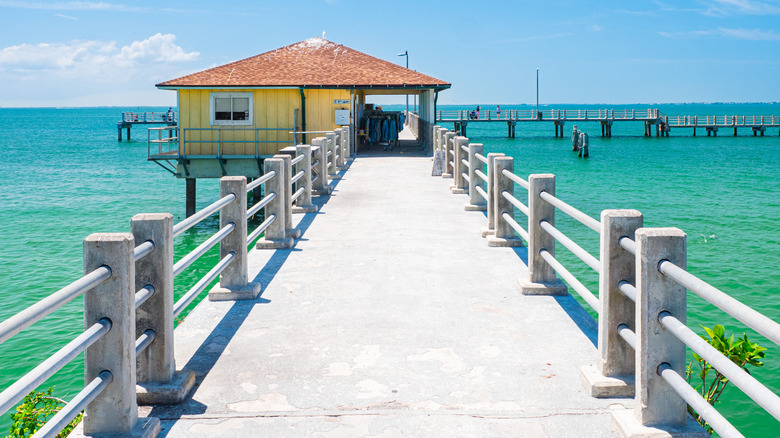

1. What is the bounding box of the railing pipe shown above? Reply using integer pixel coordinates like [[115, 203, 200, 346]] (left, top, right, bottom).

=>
[[539, 220, 600, 273], [135, 329, 156, 357], [659, 311, 780, 421], [292, 145, 317, 213], [133, 240, 155, 262], [173, 252, 236, 317], [247, 192, 277, 218], [247, 214, 277, 244], [0, 318, 111, 417], [247, 170, 276, 191], [172, 193, 236, 237], [172, 222, 236, 277], [134, 285, 155, 308], [501, 212, 530, 242], [658, 260, 780, 347], [617, 324, 637, 350], [656, 363, 744, 438], [539, 191, 601, 233], [0, 266, 111, 345], [539, 249, 600, 311], [32, 370, 113, 438], [501, 168, 529, 189]]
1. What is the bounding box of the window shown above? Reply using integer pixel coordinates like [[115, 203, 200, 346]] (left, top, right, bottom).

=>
[[210, 92, 253, 125]]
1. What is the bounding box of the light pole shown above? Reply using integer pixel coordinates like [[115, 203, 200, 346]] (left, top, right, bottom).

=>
[[536, 68, 540, 119], [398, 51, 409, 116]]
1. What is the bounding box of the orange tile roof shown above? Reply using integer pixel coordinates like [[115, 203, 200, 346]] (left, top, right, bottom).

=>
[[157, 38, 450, 89]]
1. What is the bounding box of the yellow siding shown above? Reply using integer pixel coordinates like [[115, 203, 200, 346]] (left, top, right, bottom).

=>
[[304, 89, 351, 133], [178, 88, 303, 156]]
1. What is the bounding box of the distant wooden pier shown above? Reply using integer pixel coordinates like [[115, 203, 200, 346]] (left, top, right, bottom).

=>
[[117, 111, 177, 141], [436, 108, 780, 138]]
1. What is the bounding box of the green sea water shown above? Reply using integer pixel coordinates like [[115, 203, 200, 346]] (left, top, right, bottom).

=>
[[0, 104, 778, 435]]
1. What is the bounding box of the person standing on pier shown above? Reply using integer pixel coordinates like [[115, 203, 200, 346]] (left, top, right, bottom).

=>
[[476, 105, 480, 119], [497, 105, 501, 118]]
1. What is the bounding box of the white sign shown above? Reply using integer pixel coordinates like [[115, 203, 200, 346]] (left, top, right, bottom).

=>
[[333, 99, 349, 104], [335, 109, 350, 125]]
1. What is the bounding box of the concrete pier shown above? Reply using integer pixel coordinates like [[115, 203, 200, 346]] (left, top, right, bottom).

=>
[[142, 147, 627, 436]]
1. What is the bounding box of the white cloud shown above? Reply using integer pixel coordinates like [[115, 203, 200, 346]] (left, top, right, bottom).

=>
[[0, 1, 139, 11], [698, 0, 780, 15], [0, 33, 198, 73], [115, 33, 199, 66], [55, 12, 77, 19], [0, 34, 199, 106], [590, 24, 604, 32], [717, 26, 780, 40], [659, 27, 780, 40]]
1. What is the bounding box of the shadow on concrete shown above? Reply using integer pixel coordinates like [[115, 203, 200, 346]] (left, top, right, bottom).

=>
[[553, 295, 598, 348]]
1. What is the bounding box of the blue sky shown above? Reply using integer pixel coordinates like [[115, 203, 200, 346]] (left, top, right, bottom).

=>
[[0, 0, 778, 107]]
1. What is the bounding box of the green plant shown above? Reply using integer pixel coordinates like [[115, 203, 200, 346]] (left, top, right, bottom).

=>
[[6, 387, 82, 438], [685, 324, 766, 434]]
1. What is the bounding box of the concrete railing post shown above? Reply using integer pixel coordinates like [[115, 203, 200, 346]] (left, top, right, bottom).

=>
[[487, 157, 524, 248], [275, 154, 301, 239], [518, 174, 567, 295], [465, 143, 486, 211], [451, 136, 468, 194], [257, 158, 294, 249], [292, 145, 318, 213], [481, 152, 504, 236], [580, 210, 642, 398], [334, 129, 347, 169], [132, 214, 194, 405], [341, 126, 351, 162], [83, 233, 159, 436], [440, 129, 452, 178], [209, 176, 262, 300], [311, 137, 331, 196], [325, 133, 340, 179], [612, 228, 705, 436]]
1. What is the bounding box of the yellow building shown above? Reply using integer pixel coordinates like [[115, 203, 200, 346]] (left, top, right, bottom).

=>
[[151, 37, 450, 180]]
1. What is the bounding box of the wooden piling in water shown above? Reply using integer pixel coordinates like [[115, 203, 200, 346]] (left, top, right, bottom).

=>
[[186, 178, 196, 217]]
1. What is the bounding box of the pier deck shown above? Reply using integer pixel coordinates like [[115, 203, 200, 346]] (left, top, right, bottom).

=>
[[143, 144, 628, 436], [436, 108, 780, 138]]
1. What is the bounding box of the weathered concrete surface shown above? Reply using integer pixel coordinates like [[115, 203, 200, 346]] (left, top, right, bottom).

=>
[[144, 146, 631, 436]]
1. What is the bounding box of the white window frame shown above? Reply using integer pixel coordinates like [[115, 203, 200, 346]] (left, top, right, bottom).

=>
[[209, 92, 253, 126]]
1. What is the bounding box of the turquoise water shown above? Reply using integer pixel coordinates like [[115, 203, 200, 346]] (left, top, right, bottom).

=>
[[0, 104, 778, 435]]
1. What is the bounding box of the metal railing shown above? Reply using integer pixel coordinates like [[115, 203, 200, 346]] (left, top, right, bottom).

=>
[[431, 123, 780, 437], [0, 126, 350, 438], [436, 108, 664, 122], [122, 111, 177, 124]]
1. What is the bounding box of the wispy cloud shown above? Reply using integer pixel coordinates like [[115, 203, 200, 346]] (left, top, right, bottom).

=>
[[660, 26, 780, 40], [0, 1, 142, 11], [0, 33, 199, 75], [54, 12, 77, 19], [697, 0, 780, 16], [590, 24, 603, 32]]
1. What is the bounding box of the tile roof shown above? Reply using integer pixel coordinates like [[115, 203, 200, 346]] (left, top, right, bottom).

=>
[[157, 38, 450, 89]]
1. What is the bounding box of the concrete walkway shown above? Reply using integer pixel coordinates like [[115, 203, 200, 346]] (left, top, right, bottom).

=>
[[144, 146, 631, 437]]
